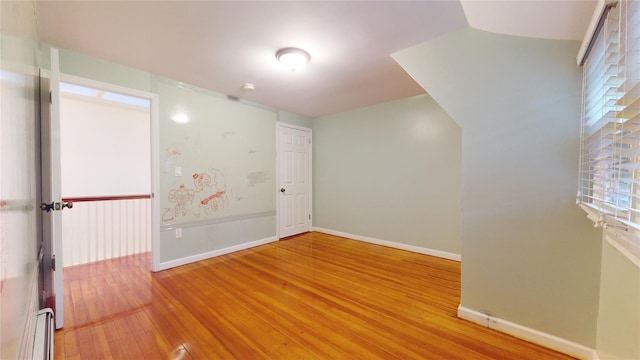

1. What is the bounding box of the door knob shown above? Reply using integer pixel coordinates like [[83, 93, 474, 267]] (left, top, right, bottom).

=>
[[62, 201, 73, 210], [280, 188, 286, 193]]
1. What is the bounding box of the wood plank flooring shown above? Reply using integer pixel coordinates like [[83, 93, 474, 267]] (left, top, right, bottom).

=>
[[54, 232, 576, 359]]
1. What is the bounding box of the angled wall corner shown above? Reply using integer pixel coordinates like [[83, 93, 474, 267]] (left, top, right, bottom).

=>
[[392, 27, 602, 348]]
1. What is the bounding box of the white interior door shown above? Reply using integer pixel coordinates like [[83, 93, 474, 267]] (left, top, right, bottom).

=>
[[277, 123, 312, 238], [40, 48, 65, 329]]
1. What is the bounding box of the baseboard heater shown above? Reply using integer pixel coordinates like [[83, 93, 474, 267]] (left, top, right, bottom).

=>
[[32, 308, 54, 360]]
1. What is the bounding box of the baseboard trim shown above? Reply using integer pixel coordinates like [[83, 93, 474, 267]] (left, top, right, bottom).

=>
[[312, 227, 461, 262], [457, 305, 599, 360], [156, 236, 278, 271]]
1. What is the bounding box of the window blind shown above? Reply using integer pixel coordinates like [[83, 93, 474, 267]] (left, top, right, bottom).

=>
[[579, 0, 640, 263]]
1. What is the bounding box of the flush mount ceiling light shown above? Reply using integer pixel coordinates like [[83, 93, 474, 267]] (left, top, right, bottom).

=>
[[276, 47, 310, 71]]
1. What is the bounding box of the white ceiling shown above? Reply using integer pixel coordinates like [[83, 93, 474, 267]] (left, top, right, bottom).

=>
[[35, 1, 597, 118]]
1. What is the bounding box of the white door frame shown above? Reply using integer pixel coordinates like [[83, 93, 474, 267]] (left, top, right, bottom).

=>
[[275, 122, 312, 238], [57, 73, 161, 272]]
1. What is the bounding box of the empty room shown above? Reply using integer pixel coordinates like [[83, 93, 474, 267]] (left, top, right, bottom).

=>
[[1, 1, 638, 360]]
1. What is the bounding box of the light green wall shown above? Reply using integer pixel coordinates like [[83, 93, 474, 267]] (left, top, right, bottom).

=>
[[156, 78, 277, 264], [313, 95, 462, 255], [596, 239, 640, 360], [39, 44, 151, 92], [38, 46, 279, 266], [393, 28, 602, 346], [278, 110, 313, 129]]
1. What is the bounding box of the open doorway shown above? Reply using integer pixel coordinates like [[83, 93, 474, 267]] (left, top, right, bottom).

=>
[[53, 74, 160, 330], [58, 78, 154, 267]]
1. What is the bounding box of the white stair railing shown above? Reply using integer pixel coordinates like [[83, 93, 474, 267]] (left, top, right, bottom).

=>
[[61, 195, 151, 267]]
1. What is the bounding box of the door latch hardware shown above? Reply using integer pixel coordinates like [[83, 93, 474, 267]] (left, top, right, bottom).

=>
[[40, 201, 73, 212], [40, 202, 55, 212]]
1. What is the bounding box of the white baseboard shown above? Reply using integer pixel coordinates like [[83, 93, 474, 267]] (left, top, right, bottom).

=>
[[157, 236, 278, 271], [457, 305, 599, 360], [312, 227, 461, 262]]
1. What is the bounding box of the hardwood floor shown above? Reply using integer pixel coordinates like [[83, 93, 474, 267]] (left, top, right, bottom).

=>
[[55, 232, 576, 359]]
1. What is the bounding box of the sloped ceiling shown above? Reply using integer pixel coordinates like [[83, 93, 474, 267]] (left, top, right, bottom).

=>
[[461, 0, 597, 41], [34, 1, 597, 118]]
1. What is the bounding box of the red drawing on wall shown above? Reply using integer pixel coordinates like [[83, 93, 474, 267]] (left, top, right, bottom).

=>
[[193, 172, 212, 189], [166, 183, 195, 220], [193, 168, 228, 215], [165, 144, 182, 160], [201, 191, 226, 205], [163, 168, 230, 222], [162, 208, 175, 222]]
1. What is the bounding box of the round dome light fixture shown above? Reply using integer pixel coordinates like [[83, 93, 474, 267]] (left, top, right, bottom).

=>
[[276, 47, 310, 71]]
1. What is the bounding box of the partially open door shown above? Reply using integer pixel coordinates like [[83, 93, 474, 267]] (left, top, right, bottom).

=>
[[40, 48, 67, 329]]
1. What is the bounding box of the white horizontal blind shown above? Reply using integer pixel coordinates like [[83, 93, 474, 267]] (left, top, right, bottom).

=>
[[579, 4, 623, 217], [579, 0, 640, 264], [616, 0, 640, 226]]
